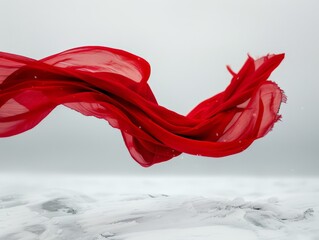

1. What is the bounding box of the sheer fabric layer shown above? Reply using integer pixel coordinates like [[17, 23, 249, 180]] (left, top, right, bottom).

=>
[[0, 46, 285, 166]]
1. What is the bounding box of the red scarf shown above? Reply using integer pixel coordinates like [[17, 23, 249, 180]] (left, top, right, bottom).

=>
[[0, 46, 285, 166]]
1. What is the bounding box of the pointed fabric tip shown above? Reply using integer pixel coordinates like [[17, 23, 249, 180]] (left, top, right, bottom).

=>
[[0, 47, 285, 167], [226, 65, 237, 76]]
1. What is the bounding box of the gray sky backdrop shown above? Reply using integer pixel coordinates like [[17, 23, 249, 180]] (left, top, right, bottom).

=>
[[0, 0, 318, 176]]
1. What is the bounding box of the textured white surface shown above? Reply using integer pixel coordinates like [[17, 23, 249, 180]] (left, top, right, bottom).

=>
[[0, 174, 318, 240]]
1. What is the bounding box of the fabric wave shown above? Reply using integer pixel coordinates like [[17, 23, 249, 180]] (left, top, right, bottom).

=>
[[0, 46, 285, 167]]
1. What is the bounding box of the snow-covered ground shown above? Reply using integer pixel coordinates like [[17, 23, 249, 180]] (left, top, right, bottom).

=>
[[0, 174, 318, 240]]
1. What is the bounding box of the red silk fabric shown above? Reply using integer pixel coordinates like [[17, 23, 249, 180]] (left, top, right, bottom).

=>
[[0, 46, 285, 167]]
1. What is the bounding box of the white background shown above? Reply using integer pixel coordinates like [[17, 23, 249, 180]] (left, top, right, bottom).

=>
[[0, 0, 318, 176]]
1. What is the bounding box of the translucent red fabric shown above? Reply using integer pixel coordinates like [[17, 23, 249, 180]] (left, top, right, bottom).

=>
[[0, 46, 285, 167]]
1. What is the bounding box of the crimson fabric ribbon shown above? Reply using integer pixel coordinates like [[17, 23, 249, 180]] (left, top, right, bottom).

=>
[[0, 46, 285, 167]]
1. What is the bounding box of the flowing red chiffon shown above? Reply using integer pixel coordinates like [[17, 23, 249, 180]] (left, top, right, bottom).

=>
[[0, 46, 285, 167]]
